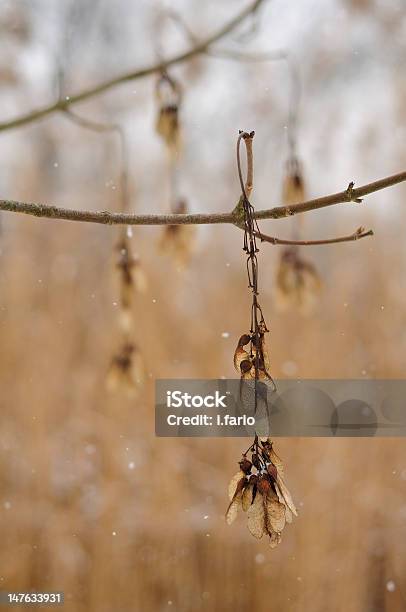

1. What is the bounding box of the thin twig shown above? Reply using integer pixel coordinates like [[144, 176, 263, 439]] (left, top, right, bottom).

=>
[[244, 134, 254, 199], [165, 8, 287, 63], [0, 0, 266, 133], [237, 130, 255, 199], [256, 226, 374, 246], [1, 171, 405, 228]]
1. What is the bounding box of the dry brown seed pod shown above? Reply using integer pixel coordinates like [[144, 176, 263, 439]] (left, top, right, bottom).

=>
[[238, 334, 251, 347], [239, 457, 253, 474], [267, 463, 278, 481], [249, 474, 259, 487], [257, 475, 271, 495], [240, 359, 253, 375], [251, 453, 261, 470]]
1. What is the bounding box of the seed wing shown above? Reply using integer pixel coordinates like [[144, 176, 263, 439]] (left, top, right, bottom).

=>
[[269, 447, 284, 478], [228, 471, 245, 501], [276, 475, 298, 517], [266, 496, 286, 533], [226, 497, 241, 525], [247, 492, 265, 539], [242, 482, 254, 511]]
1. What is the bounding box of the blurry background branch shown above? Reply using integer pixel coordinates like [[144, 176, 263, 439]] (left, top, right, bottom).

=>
[[0, 0, 266, 133]]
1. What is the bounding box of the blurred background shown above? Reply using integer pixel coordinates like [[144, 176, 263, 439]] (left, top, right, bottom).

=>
[[0, 0, 406, 610]]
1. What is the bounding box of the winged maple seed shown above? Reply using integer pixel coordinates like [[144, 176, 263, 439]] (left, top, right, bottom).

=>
[[275, 246, 322, 315], [155, 71, 182, 158], [106, 341, 145, 397], [276, 157, 322, 315], [282, 156, 306, 206], [116, 237, 147, 332], [226, 438, 297, 548], [233, 322, 273, 383], [158, 200, 196, 267]]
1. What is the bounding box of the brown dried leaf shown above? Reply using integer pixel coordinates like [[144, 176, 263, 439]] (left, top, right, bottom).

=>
[[247, 492, 265, 539]]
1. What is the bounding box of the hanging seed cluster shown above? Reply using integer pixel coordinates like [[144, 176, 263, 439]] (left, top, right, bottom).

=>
[[106, 233, 146, 396], [227, 132, 296, 547], [275, 156, 322, 314], [226, 438, 297, 547], [156, 71, 196, 268], [233, 131, 274, 387]]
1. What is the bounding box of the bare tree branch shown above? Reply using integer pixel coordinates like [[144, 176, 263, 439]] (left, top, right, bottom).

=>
[[256, 171, 406, 220], [0, 0, 266, 133], [1, 171, 405, 232], [256, 226, 374, 246]]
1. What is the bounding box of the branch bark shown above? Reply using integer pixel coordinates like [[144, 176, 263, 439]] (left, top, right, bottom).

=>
[[0, 0, 266, 133], [0, 170, 404, 228]]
